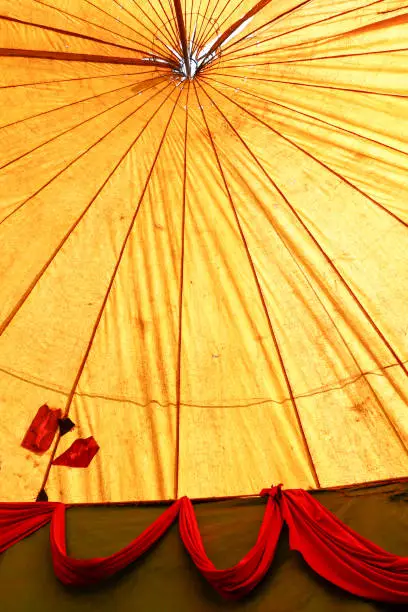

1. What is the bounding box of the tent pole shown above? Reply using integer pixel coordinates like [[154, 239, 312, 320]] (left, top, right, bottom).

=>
[[173, 0, 191, 78]]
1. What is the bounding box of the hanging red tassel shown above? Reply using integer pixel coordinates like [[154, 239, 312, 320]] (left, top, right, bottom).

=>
[[52, 437, 99, 468], [21, 404, 62, 453]]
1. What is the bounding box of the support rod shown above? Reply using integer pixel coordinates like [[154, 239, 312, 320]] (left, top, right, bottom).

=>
[[202, 0, 274, 62], [173, 0, 191, 77]]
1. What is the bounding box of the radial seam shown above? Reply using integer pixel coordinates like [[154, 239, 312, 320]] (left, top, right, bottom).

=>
[[200, 79, 408, 379], [174, 83, 190, 499], [195, 79, 321, 489], [0, 75, 168, 171], [0, 78, 170, 227], [0, 81, 174, 335], [37, 84, 184, 497], [217, 0, 384, 63], [203, 72, 408, 99], [201, 75, 408, 228], [197, 80, 408, 457]]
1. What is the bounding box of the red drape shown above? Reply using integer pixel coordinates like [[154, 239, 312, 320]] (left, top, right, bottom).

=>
[[280, 489, 408, 604], [0, 502, 57, 554], [50, 499, 182, 585], [1, 487, 408, 602], [178, 485, 283, 599]]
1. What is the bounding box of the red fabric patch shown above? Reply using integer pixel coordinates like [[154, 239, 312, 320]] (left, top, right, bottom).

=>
[[21, 404, 62, 453], [52, 437, 99, 468]]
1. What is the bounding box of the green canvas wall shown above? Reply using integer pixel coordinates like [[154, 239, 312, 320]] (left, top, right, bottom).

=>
[[1, 483, 408, 612]]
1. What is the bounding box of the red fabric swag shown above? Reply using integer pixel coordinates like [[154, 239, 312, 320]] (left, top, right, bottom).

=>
[[1, 487, 408, 603], [51, 500, 182, 586], [178, 485, 283, 599], [281, 489, 408, 604], [0, 502, 57, 554]]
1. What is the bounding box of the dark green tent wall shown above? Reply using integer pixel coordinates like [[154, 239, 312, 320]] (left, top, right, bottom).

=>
[[1, 483, 408, 611]]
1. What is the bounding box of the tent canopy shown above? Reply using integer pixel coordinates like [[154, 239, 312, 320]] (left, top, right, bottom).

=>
[[0, 0, 408, 505]]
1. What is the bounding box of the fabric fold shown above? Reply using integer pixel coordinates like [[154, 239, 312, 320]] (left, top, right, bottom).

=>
[[178, 485, 283, 599], [50, 499, 182, 586], [0, 502, 58, 553], [280, 489, 408, 604]]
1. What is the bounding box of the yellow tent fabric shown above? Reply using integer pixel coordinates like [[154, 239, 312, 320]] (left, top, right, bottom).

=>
[[0, 0, 407, 504]]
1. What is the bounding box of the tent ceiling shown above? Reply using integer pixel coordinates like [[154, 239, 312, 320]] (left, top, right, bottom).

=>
[[0, 0, 407, 503]]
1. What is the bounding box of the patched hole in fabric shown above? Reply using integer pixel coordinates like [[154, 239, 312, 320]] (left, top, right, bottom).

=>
[[52, 437, 100, 468], [21, 405, 62, 454]]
